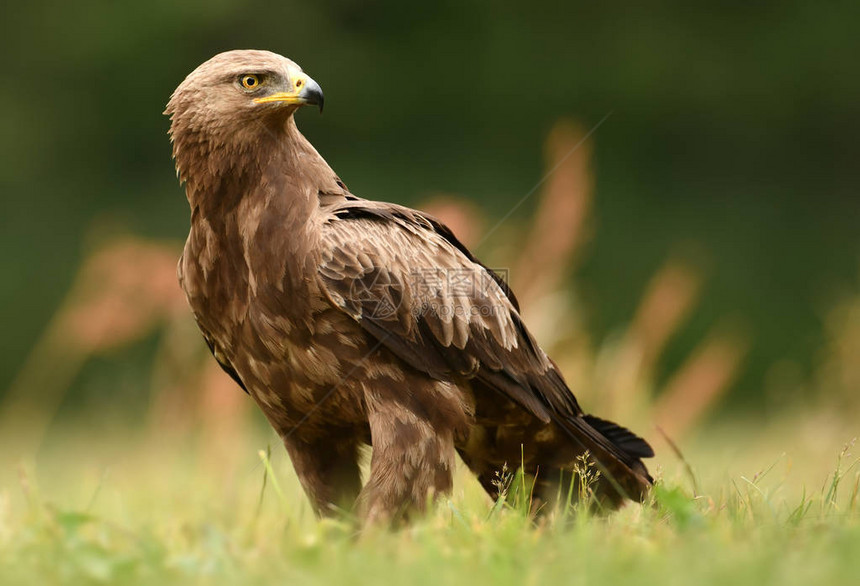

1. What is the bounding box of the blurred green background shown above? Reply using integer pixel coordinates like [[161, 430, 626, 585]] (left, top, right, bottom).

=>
[[1, 0, 859, 421]]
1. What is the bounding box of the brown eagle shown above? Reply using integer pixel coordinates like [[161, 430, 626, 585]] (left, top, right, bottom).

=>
[[166, 50, 653, 523]]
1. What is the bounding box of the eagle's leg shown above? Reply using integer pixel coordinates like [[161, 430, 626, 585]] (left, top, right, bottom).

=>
[[358, 382, 462, 524], [283, 431, 363, 518]]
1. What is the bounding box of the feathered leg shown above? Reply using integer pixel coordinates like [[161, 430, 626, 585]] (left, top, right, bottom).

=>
[[283, 432, 363, 517], [358, 377, 466, 524]]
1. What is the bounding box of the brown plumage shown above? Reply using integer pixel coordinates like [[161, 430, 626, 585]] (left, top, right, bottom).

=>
[[166, 50, 653, 523]]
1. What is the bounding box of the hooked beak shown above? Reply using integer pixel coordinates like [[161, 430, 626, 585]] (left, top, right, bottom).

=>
[[253, 72, 324, 112]]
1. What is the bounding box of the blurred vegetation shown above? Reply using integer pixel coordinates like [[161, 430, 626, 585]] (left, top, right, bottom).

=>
[[2, 3, 859, 423]]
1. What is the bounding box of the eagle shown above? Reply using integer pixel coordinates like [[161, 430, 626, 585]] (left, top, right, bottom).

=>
[[166, 50, 653, 523]]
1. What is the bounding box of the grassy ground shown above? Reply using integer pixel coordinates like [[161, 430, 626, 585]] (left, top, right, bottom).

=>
[[1, 412, 858, 586]]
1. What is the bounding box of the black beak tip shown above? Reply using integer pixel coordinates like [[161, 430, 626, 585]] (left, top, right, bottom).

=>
[[299, 78, 325, 114]]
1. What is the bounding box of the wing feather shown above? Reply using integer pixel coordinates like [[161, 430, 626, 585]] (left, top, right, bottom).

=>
[[317, 199, 577, 422]]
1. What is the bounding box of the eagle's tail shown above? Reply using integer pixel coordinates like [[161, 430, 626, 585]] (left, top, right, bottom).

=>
[[550, 412, 654, 507]]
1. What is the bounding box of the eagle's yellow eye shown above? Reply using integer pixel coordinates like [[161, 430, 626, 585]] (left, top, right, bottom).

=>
[[240, 75, 260, 90]]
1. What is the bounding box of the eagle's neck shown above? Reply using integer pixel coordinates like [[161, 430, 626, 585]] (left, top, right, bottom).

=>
[[181, 116, 329, 298], [177, 117, 307, 206]]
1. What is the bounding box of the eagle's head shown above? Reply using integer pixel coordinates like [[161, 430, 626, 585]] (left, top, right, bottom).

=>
[[165, 50, 324, 189]]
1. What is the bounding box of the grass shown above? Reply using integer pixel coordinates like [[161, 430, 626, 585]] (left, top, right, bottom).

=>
[[1, 416, 858, 586]]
